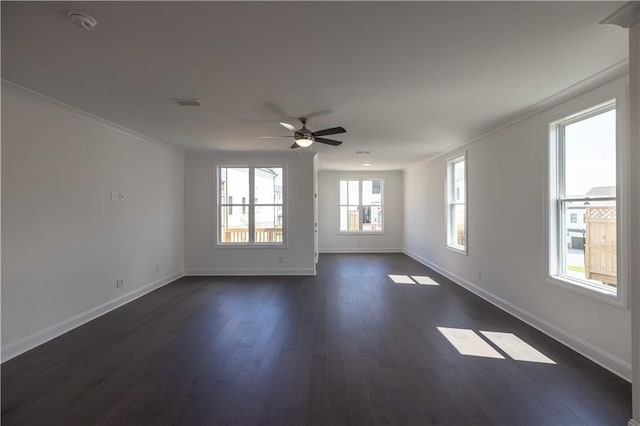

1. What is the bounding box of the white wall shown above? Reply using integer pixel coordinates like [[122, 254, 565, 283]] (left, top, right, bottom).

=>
[[404, 77, 632, 380], [184, 152, 316, 275], [1, 83, 185, 361], [318, 170, 403, 252]]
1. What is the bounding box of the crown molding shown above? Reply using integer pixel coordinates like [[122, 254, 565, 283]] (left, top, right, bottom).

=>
[[1, 79, 185, 156], [600, 2, 640, 28], [408, 59, 629, 167], [185, 149, 315, 158]]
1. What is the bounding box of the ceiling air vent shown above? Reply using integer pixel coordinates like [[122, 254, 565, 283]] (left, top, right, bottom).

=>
[[171, 98, 201, 107], [356, 151, 372, 155]]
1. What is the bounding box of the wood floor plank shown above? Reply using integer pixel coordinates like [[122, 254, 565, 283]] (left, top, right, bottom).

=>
[[1, 253, 632, 425]]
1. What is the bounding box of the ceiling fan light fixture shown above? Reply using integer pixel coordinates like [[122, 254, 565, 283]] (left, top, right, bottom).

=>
[[261, 117, 345, 149], [295, 137, 314, 147]]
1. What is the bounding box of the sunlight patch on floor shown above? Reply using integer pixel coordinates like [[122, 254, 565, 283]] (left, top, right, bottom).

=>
[[388, 274, 439, 285], [411, 275, 439, 285], [438, 327, 557, 364], [480, 331, 556, 364], [437, 327, 505, 359], [388, 274, 416, 284]]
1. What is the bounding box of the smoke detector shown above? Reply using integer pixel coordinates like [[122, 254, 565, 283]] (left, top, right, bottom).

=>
[[68, 11, 98, 30]]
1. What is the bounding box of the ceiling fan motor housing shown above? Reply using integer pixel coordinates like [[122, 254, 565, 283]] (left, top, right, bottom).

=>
[[266, 116, 345, 148], [294, 130, 313, 140]]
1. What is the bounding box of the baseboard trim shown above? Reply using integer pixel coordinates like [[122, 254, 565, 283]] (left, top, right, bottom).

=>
[[185, 268, 316, 276], [319, 248, 403, 253], [403, 250, 632, 382], [1, 271, 184, 363]]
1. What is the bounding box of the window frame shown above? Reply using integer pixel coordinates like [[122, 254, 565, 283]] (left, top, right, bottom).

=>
[[546, 86, 629, 308], [337, 178, 385, 234], [446, 152, 468, 255], [216, 165, 286, 247]]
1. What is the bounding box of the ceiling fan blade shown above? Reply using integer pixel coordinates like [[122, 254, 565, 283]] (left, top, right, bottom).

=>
[[315, 137, 343, 146], [263, 102, 291, 119], [258, 135, 294, 139], [312, 127, 346, 137], [304, 108, 333, 119], [280, 122, 296, 131], [290, 142, 301, 149]]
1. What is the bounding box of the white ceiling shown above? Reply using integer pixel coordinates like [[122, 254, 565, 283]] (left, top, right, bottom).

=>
[[1, 2, 628, 170]]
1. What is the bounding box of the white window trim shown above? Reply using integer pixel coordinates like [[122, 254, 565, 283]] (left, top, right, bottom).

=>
[[545, 80, 630, 309], [446, 152, 468, 255], [215, 164, 287, 248], [337, 177, 385, 234]]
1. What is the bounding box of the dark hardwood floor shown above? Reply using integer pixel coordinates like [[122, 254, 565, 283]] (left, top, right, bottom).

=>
[[2, 254, 631, 425]]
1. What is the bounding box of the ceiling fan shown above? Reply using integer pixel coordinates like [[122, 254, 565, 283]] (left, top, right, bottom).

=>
[[259, 118, 346, 149]]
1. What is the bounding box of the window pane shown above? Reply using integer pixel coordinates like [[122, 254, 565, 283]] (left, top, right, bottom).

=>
[[561, 200, 616, 288], [564, 109, 616, 198], [340, 180, 348, 205], [447, 157, 466, 250], [453, 161, 465, 202], [348, 180, 359, 205], [254, 206, 283, 243], [348, 205, 360, 231], [362, 180, 382, 205], [220, 206, 248, 243], [340, 206, 348, 231], [362, 205, 383, 231], [220, 167, 249, 204], [372, 179, 381, 195], [255, 167, 283, 204], [340, 179, 383, 233], [451, 204, 465, 247]]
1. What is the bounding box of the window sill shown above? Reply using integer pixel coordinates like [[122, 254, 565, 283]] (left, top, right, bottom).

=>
[[446, 245, 467, 256], [337, 231, 386, 235], [215, 243, 287, 249], [544, 275, 626, 309]]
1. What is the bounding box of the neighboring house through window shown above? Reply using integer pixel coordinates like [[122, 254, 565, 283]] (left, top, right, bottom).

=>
[[549, 101, 619, 297], [339, 179, 383, 232], [219, 166, 284, 244]]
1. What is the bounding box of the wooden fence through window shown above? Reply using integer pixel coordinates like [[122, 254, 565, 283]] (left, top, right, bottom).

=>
[[585, 206, 616, 286]]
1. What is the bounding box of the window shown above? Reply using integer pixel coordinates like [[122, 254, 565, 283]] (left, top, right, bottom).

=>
[[339, 179, 383, 232], [219, 166, 284, 244], [447, 154, 466, 252], [549, 102, 617, 296]]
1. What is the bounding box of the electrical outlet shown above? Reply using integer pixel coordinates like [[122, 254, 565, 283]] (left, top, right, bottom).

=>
[[477, 269, 482, 280], [111, 191, 117, 201], [278, 255, 284, 264], [116, 279, 124, 288], [119, 192, 125, 201], [155, 265, 160, 273]]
